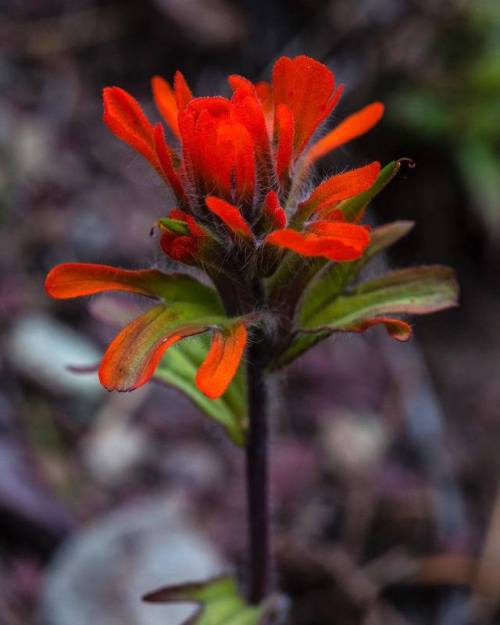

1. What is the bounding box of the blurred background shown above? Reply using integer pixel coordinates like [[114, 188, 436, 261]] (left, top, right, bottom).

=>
[[1, 0, 500, 623]]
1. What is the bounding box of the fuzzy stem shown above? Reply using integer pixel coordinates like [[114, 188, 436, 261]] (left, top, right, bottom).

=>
[[246, 327, 270, 604]]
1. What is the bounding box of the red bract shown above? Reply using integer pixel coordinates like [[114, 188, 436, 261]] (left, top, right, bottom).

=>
[[45, 264, 248, 398], [101, 54, 383, 265], [46, 55, 391, 399]]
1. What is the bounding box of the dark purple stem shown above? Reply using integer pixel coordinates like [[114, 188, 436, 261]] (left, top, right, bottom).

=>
[[245, 273, 272, 604], [245, 326, 270, 604]]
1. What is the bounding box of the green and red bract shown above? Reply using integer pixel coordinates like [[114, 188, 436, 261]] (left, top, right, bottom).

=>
[[45, 55, 458, 444], [45, 264, 248, 399]]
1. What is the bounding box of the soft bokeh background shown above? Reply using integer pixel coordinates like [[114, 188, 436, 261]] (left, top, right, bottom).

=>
[[1, 0, 500, 623]]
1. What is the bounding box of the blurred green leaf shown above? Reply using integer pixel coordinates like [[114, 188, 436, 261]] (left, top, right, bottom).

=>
[[457, 141, 500, 236], [143, 575, 272, 625], [301, 266, 458, 331]]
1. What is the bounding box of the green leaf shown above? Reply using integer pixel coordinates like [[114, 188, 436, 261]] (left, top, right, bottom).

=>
[[155, 334, 248, 446], [301, 265, 459, 331], [339, 160, 402, 222], [299, 221, 414, 327], [143, 575, 275, 625], [272, 221, 414, 368]]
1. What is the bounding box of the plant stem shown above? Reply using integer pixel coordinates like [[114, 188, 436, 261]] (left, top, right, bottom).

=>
[[245, 324, 270, 604]]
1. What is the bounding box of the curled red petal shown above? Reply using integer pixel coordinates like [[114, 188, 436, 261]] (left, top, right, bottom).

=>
[[306, 102, 385, 164], [195, 323, 247, 399], [205, 196, 252, 238], [45, 263, 170, 300], [342, 317, 412, 342], [160, 232, 199, 264]]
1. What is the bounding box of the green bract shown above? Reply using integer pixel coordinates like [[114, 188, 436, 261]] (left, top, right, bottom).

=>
[[143, 575, 277, 625]]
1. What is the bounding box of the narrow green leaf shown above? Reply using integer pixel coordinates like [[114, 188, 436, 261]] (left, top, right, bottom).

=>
[[301, 265, 459, 331], [155, 334, 247, 446], [339, 160, 402, 222], [143, 575, 271, 625]]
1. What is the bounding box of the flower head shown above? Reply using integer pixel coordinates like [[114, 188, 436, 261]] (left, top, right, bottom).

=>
[[46, 55, 454, 414], [101, 55, 384, 269]]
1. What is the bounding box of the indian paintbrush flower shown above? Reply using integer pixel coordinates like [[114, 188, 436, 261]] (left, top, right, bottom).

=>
[[45, 55, 457, 414]]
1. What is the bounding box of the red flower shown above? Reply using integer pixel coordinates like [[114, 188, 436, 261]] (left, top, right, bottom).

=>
[[46, 55, 386, 398], [102, 55, 383, 263]]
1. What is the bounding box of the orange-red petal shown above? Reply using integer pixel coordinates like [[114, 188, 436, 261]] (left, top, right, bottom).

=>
[[45, 263, 170, 300], [263, 191, 287, 230], [232, 88, 270, 157], [272, 55, 338, 156], [195, 322, 247, 399], [342, 317, 412, 341], [266, 223, 370, 261], [275, 104, 294, 183], [174, 70, 193, 111], [255, 81, 273, 113], [160, 232, 200, 264], [151, 75, 180, 137], [153, 123, 185, 200], [205, 196, 252, 238], [306, 102, 385, 164], [102, 86, 159, 173], [99, 304, 207, 391], [301, 162, 381, 218], [217, 121, 256, 200], [228, 74, 255, 93]]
